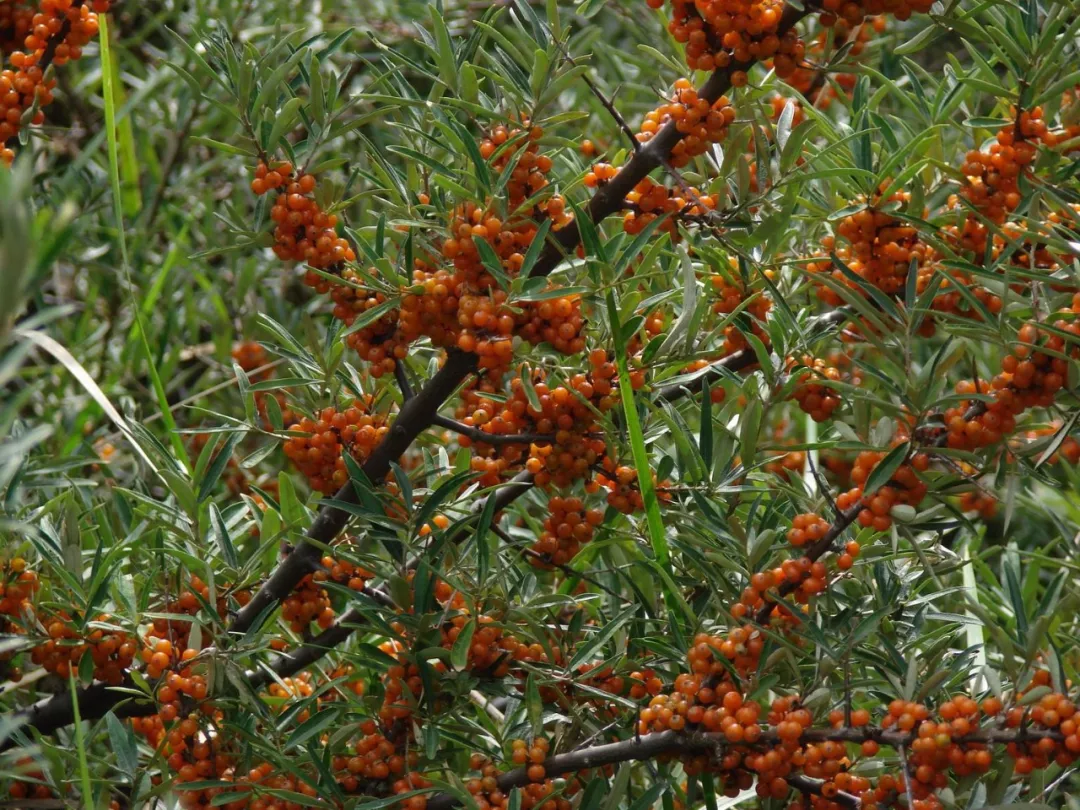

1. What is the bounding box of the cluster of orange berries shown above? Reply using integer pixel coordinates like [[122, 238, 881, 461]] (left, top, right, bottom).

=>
[[596, 461, 673, 514], [1, 0, 110, 165], [515, 291, 587, 356], [328, 269, 408, 377], [790, 355, 844, 422], [283, 401, 390, 495], [0, 0, 34, 55], [623, 176, 718, 237], [440, 614, 519, 675], [253, 160, 357, 269], [707, 270, 774, 357], [1016, 419, 1080, 466], [1005, 674, 1080, 770], [839, 447, 930, 532], [765, 445, 805, 480], [142, 575, 246, 676], [454, 357, 616, 491], [945, 321, 1079, 451], [574, 663, 664, 704], [641, 674, 763, 740], [959, 490, 997, 520], [282, 550, 375, 632], [530, 496, 605, 567], [465, 741, 566, 810], [31, 613, 135, 683], [636, 79, 735, 167], [809, 187, 932, 303], [739, 696, 821, 799], [953, 109, 1047, 227], [156, 712, 317, 810], [479, 122, 570, 221], [333, 720, 424, 794], [0, 557, 38, 681], [266, 672, 315, 718], [281, 571, 335, 632], [0, 557, 38, 686], [653, 0, 806, 79], [308, 125, 581, 379]]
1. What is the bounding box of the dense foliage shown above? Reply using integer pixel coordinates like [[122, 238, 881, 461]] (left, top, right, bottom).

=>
[[3, 0, 1080, 809]]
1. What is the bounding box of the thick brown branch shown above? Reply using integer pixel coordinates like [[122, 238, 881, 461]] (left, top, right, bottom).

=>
[[228, 349, 480, 635], [426, 721, 1060, 810]]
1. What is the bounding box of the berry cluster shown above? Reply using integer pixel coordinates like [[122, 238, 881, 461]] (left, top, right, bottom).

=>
[[954, 109, 1047, 226], [0, 557, 38, 681], [790, 355, 844, 422], [1, 0, 110, 165], [303, 124, 582, 379], [709, 272, 773, 357], [283, 401, 390, 495], [958, 490, 997, 520], [31, 613, 135, 684], [454, 355, 617, 491], [843, 446, 930, 532], [636, 79, 735, 167], [253, 160, 356, 268], [655, 0, 805, 79], [332, 719, 420, 788], [530, 496, 605, 567], [596, 461, 673, 514], [0, 0, 33, 55], [945, 321, 1078, 451], [622, 176, 718, 237], [808, 186, 932, 304], [465, 741, 566, 810]]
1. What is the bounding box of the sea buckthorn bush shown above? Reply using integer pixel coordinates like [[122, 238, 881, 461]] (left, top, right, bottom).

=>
[[4, 1, 1080, 809]]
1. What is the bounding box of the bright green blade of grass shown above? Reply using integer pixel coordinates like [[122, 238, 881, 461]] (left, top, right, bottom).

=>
[[100, 15, 190, 471], [69, 672, 94, 810]]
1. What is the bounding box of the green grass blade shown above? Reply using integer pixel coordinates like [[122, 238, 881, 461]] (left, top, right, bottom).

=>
[[100, 15, 190, 471], [69, 672, 94, 810], [606, 289, 669, 565]]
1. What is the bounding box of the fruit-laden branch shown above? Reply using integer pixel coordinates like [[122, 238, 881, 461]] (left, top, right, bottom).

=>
[[420, 731, 859, 810], [754, 504, 861, 624], [528, 3, 810, 280], [654, 310, 850, 404], [229, 1, 811, 642], [3, 0, 82, 152], [5, 0, 816, 744], [426, 721, 1067, 810], [228, 349, 479, 635]]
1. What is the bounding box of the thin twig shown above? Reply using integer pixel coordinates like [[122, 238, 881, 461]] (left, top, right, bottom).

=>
[[433, 414, 556, 446]]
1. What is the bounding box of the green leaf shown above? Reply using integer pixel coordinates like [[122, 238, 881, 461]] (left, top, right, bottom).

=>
[[105, 711, 138, 778], [286, 706, 342, 750], [451, 619, 476, 671], [197, 432, 244, 503], [863, 442, 909, 496], [252, 47, 308, 119], [266, 96, 304, 154], [474, 237, 511, 292], [568, 605, 636, 669], [429, 6, 459, 93]]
